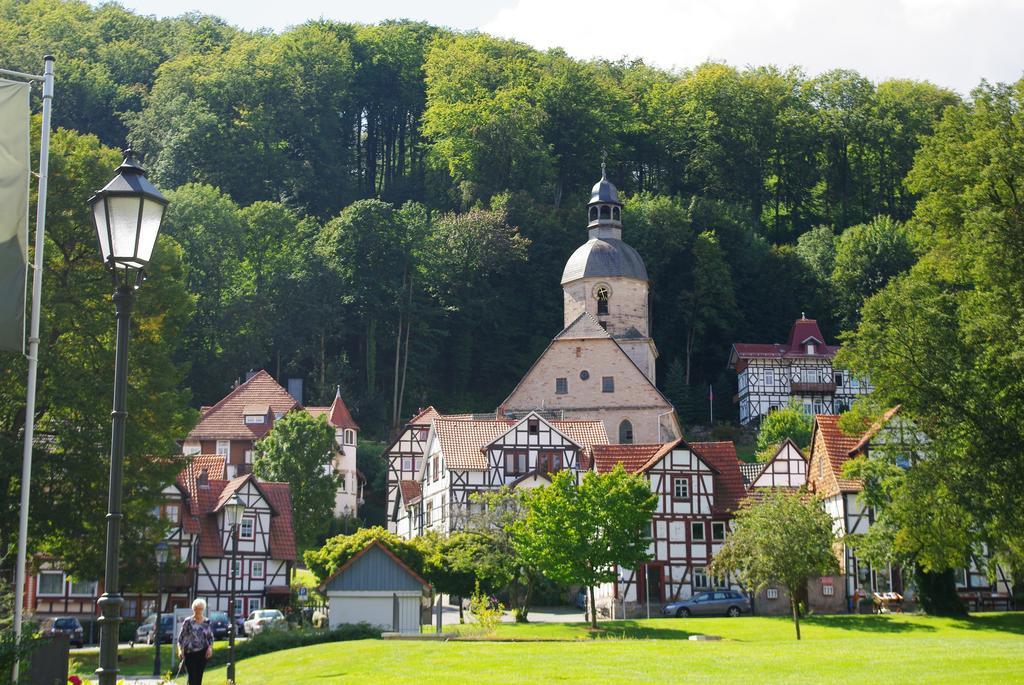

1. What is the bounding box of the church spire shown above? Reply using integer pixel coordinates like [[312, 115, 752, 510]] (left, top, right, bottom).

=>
[[588, 162, 622, 230]]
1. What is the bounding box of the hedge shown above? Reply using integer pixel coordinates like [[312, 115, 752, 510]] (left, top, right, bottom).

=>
[[206, 623, 381, 668]]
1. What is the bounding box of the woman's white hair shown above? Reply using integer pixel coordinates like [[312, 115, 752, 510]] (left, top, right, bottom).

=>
[[191, 598, 206, 612]]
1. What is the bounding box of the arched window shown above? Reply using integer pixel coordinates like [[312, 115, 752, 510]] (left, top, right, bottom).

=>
[[619, 420, 634, 444], [344, 429, 355, 445], [589, 206, 598, 222], [600, 205, 611, 220], [596, 285, 610, 315], [612, 206, 620, 221]]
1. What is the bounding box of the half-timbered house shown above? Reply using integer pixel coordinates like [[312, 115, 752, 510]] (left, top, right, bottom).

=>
[[393, 412, 608, 540], [741, 438, 809, 491], [729, 316, 872, 425], [177, 457, 296, 616], [590, 440, 747, 616], [806, 408, 1012, 610], [183, 369, 362, 517]]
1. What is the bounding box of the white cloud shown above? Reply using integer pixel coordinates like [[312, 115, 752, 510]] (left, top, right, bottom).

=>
[[483, 0, 1024, 93]]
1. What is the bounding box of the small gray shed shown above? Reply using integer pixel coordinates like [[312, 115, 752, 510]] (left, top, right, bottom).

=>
[[318, 540, 429, 633]]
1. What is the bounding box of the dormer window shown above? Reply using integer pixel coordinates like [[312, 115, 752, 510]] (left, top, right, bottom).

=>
[[245, 414, 265, 424], [806, 343, 815, 355], [244, 404, 269, 424]]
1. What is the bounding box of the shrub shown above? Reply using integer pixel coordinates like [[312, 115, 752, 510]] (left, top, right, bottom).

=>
[[205, 624, 380, 668], [469, 583, 504, 636]]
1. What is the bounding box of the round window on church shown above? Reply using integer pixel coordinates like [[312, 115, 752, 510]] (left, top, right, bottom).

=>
[[580, 370, 590, 381]]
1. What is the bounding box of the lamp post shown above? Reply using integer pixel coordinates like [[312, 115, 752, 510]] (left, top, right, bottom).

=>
[[153, 541, 169, 677], [224, 493, 246, 684], [89, 148, 168, 685]]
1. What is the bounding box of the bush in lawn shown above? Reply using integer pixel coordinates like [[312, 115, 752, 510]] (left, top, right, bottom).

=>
[[205, 624, 381, 667], [468, 582, 504, 636]]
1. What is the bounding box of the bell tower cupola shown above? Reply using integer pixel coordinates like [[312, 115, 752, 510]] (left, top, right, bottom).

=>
[[587, 162, 623, 240]]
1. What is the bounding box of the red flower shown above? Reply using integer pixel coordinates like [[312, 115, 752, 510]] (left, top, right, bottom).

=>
[[68, 677, 83, 685]]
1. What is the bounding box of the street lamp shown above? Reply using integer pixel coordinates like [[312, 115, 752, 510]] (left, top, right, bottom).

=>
[[153, 541, 169, 677], [224, 493, 246, 684], [90, 148, 168, 685]]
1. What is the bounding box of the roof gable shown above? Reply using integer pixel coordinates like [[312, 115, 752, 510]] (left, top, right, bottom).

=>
[[751, 438, 808, 490], [318, 541, 429, 593], [554, 312, 612, 340]]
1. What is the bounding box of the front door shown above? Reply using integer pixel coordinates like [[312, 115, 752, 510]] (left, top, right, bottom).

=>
[[645, 565, 663, 604]]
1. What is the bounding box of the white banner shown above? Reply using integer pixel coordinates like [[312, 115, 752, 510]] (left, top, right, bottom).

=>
[[0, 77, 30, 353]]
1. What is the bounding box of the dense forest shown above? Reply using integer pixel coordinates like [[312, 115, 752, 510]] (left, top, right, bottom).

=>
[[0, 0, 961, 434]]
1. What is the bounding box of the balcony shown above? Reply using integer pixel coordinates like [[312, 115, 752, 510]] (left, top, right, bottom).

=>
[[163, 567, 195, 591], [790, 382, 836, 394]]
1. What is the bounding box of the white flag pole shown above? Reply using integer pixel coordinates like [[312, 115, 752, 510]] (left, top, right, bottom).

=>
[[12, 54, 54, 684]]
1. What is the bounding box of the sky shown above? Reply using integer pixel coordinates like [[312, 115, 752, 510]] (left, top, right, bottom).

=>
[[106, 0, 1024, 94]]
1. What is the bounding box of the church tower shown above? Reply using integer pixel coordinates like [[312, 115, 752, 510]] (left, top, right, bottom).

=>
[[561, 166, 658, 382]]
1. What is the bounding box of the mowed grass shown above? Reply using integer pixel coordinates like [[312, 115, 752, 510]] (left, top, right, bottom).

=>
[[69, 639, 230, 677], [181, 613, 1024, 684]]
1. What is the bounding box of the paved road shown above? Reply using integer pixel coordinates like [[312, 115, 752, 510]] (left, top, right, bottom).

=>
[[427, 601, 587, 626]]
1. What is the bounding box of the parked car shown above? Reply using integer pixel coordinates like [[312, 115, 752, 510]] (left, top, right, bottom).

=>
[[663, 591, 752, 618], [243, 609, 286, 636], [575, 589, 587, 610], [134, 613, 175, 645], [209, 611, 230, 640], [44, 617, 84, 648]]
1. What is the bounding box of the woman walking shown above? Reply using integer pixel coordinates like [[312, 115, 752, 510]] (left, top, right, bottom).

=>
[[177, 598, 214, 685]]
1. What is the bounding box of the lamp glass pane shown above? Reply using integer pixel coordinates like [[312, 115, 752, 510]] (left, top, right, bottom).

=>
[[135, 198, 164, 265], [107, 195, 144, 266], [92, 198, 111, 261]]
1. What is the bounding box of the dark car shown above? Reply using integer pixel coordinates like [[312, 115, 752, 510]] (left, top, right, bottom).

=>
[[209, 611, 230, 640], [45, 617, 84, 648], [575, 589, 587, 610], [662, 590, 752, 618], [134, 613, 175, 645]]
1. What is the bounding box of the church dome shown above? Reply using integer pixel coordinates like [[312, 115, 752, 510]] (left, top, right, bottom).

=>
[[561, 238, 649, 284]]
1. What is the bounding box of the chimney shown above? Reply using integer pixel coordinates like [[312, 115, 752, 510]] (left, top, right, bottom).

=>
[[287, 378, 304, 405]]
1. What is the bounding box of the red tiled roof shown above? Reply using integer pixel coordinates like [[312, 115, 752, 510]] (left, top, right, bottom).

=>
[[592, 444, 664, 474], [306, 388, 359, 431], [813, 414, 863, 494], [433, 418, 513, 470], [731, 317, 839, 361], [175, 461, 296, 561], [410, 406, 440, 425], [187, 370, 298, 440], [262, 482, 297, 561], [849, 405, 902, 454], [550, 419, 609, 469], [691, 441, 746, 515], [399, 479, 422, 504]]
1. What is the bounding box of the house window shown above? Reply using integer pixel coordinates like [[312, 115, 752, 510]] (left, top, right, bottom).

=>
[[122, 598, 138, 618], [425, 459, 431, 482], [555, 378, 568, 395], [244, 450, 253, 465], [527, 419, 539, 434], [850, 377, 860, 388], [38, 571, 64, 595], [183, 442, 201, 456], [401, 457, 412, 472], [165, 503, 179, 523], [693, 567, 708, 590], [822, 584, 835, 596], [504, 450, 528, 476], [538, 451, 563, 474], [602, 376, 615, 393], [345, 429, 356, 445], [672, 477, 689, 499], [231, 559, 242, 578], [766, 588, 779, 599], [813, 401, 825, 415], [764, 369, 775, 386], [425, 501, 433, 526], [244, 414, 265, 424], [418, 428, 430, 441], [834, 371, 844, 387], [233, 598, 243, 617], [802, 403, 813, 415], [239, 517, 255, 540], [806, 343, 816, 355], [441, 496, 446, 523], [250, 560, 265, 579], [69, 579, 97, 596], [619, 420, 634, 444], [247, 597, 262, 613], [691, 521, 706, 542], [433, 456, 440, 482], [216, 440, 230, 457], [712, 522, 726, 541], [596, 285, 610, 315]]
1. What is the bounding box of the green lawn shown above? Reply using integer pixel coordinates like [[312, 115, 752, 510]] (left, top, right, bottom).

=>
[[175, 613, 1023, 684]]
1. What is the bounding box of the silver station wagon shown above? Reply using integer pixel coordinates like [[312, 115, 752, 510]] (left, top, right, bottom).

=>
[[663, 590, 752, 618]]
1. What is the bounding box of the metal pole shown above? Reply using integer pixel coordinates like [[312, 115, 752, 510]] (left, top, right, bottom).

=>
[[96, 283, 134, 685], [392, 593, 399, 633], [153, 565, 163, 676], [12, 54, 54, 684], [227, 526, 238, 683], [645, 564, 651, 620]]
